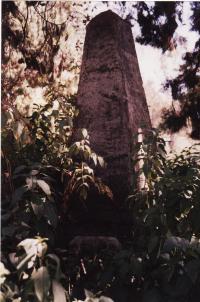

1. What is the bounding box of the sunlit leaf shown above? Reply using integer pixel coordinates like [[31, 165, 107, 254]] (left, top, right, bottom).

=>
[[26, 177, 37, 190], [37, 242, 48, 258], [12, 121, 24, 141], [91, 153, 97, 166], [16, 251, 36, 271], [9, 253, 20, 267], [0, 262, 10, 284], [97, 156, 105, 167], [37, 179, 51, 195], [52, 280, 66, 302], [0, 291, 6, 302], [81, 128, 88, 139], [17, 238, 38, 255]]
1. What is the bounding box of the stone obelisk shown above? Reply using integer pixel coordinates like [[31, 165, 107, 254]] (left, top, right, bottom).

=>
[[77, 10, 151, 203]]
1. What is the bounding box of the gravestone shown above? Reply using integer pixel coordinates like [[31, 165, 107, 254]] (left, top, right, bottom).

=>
[[77, 10, 151, 203]]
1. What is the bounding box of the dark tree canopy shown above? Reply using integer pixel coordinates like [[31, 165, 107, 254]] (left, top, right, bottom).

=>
[[161, 2, 200, 139], [135, 1, 200, 139], [2, 1, 65, 76], [136, 1, 183, 51]]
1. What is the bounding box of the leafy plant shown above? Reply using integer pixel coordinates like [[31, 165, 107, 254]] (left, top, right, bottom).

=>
[[1, 81, 111, 301], [0, 237, 68, 302]]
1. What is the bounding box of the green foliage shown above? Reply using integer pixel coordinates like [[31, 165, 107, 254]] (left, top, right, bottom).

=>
[[162, 58, 200, 139], [136, 2, 183, 51], [0, 238, 68, 302], [1, 2, 200, 301], [2, 107, 200, 301], [131, 130, 200, 240], [127, 130, 200, 301], [1, 82, 110, 301], [160, 2, 200, 139], [135, 2, 200, 138], [59, 130, 200, 302]]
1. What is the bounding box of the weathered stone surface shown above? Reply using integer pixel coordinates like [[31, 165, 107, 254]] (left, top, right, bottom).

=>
[[77, 10, 151, 202]]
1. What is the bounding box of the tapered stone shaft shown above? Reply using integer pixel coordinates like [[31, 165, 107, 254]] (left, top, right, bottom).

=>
[[77, 10, 151, 202]]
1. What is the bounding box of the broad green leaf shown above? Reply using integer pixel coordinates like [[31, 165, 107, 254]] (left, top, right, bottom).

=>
[[16, 252, 35, 271], [37, 179, 51, 195], [20, 127, 31, 145], [91, 153, 97, 166], [12, 121, 24, 141], [37, 242, 48, 258], [9, 253, 20, 267], [97, 156, 105, 167], [30, 169, 39, 176], [79, 186, 88, 200], [74, 109, 79, 117], [31, 202, 44, 219], [18, 238, 38, 254], [81, 128, 88, 139], [68, 143, 76, 155], [99, 296, 115, 302], [52, 280, 66, 302], [46, 254, 61, 280], [84, 289, 95, 298], [44, 203, 57, 228], [32, 266, 50, 302], [12, 186, 28, 203], [0, 292, 6, 302], [13, 165, 27, 174], [26, 177, 37, 190], [0, 262, 10, 284]]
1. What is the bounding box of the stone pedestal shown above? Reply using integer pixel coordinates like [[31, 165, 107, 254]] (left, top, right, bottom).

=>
[[77, 10, 151, 203]]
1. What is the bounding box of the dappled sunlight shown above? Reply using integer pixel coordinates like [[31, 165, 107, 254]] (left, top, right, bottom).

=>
[[15, 86, 46, 116], [3, 1, 199, 151], [1, 2, 200, 302]]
